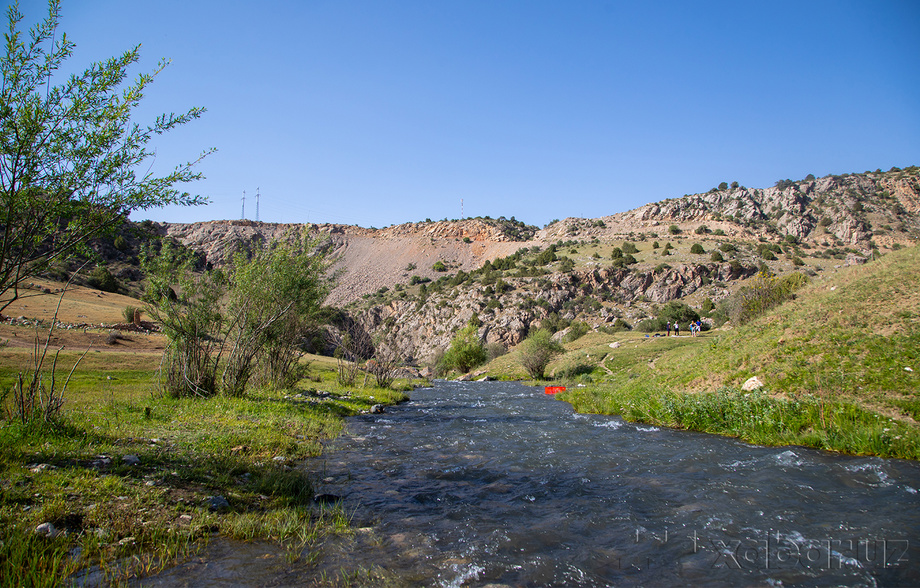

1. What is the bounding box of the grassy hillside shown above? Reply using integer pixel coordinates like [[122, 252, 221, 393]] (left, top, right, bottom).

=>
[[513, 246, 920, 458]]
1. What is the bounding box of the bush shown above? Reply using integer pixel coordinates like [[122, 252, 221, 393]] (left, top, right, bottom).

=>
[[88, 265, 118, 293], [485, 342, 507, 361], [432, 261, 448, 272], [439, 322, 486, 373], [690, 243, 705, 254], [711, 251, 724, 262], [721, 271, 809, 325], [701, 298, 715, 313], [563, 321, 590, 343], [668, 225, 681, 235], [621, 242, 639, 254], [517, 329, 563, 379]]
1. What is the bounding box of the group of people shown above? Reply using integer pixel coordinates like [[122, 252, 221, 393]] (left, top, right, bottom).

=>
[[665, 320, 704, 337]]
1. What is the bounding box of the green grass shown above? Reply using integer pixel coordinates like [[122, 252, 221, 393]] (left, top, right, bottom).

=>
[[0, 351, 414, 586], [489, 246, 920, 459]]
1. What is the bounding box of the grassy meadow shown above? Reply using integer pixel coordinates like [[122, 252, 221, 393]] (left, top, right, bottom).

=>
[[0, 343, 413, 586]]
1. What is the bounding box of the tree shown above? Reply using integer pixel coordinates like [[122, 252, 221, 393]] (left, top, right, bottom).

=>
[[517, 329, 563, 379], [0, 1, 212, 316]]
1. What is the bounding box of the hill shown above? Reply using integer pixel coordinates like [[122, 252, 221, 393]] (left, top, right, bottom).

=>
[[5, 166, 919, 366], [152, 167, 919, 309], [551, 244, 920, 458]]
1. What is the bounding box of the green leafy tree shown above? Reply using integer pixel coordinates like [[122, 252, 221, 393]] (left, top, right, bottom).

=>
[[0, 1, 212, 316], [517, 328, 563, 379], [439, 321, 486, 373]]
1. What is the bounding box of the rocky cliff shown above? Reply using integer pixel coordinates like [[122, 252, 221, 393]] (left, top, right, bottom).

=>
[[155, 167, 919, 364]]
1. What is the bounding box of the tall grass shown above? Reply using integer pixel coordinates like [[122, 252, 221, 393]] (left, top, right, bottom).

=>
[[564, 385, 920, 459]]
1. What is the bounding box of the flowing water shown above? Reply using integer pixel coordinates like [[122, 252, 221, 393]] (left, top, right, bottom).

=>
[[145, 380, 920, 586]]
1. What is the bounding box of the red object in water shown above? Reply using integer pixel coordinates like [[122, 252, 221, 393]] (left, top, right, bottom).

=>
[[544, 386, 566, 394]]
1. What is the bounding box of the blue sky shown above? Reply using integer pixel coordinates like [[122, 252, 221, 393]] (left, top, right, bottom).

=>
[[24, 0, 920, 228]]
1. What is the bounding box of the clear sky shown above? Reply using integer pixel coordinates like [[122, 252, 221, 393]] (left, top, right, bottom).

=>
[[20, 0, 920, 228]]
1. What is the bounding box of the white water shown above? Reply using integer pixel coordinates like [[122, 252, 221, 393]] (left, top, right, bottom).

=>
[[144, 380, 920, 587]]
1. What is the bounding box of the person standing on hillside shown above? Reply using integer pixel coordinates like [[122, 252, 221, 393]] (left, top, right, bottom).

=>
[[666, 321, 671, 336], [675, 322, 680, 336]]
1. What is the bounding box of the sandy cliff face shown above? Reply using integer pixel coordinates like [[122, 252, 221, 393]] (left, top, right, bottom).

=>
[[159, 218, 538, 306]]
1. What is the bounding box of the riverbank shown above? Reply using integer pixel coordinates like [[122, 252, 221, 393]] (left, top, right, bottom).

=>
[[0, 349, 414, 586], [521, 246, 920, 460]]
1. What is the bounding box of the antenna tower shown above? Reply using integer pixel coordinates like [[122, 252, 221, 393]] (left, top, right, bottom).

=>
[[256, 188, 260, 222], [241, 190, 246, 220]]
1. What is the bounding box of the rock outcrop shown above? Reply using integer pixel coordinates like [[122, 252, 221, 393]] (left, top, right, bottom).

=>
[[146, 167, 919, 365]]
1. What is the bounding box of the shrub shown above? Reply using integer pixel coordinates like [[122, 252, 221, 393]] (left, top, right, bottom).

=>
[[432, 261, 448, 272], [485, 342, 507, 361], [722, 271, 809, 325], [701, 298, 715, 313], [668, 225, 681, 235], [88, 265, 118, 293], [563, 321, 590, 343], [690, 243, 705, 254], [622, 242, 639, 254], [439, 322, 486, 373], [711, 251, 724, 262], [517, 329, 564, 379]]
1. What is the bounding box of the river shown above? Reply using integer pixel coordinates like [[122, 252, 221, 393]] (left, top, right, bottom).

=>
[[145, 380, 920, 586]]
